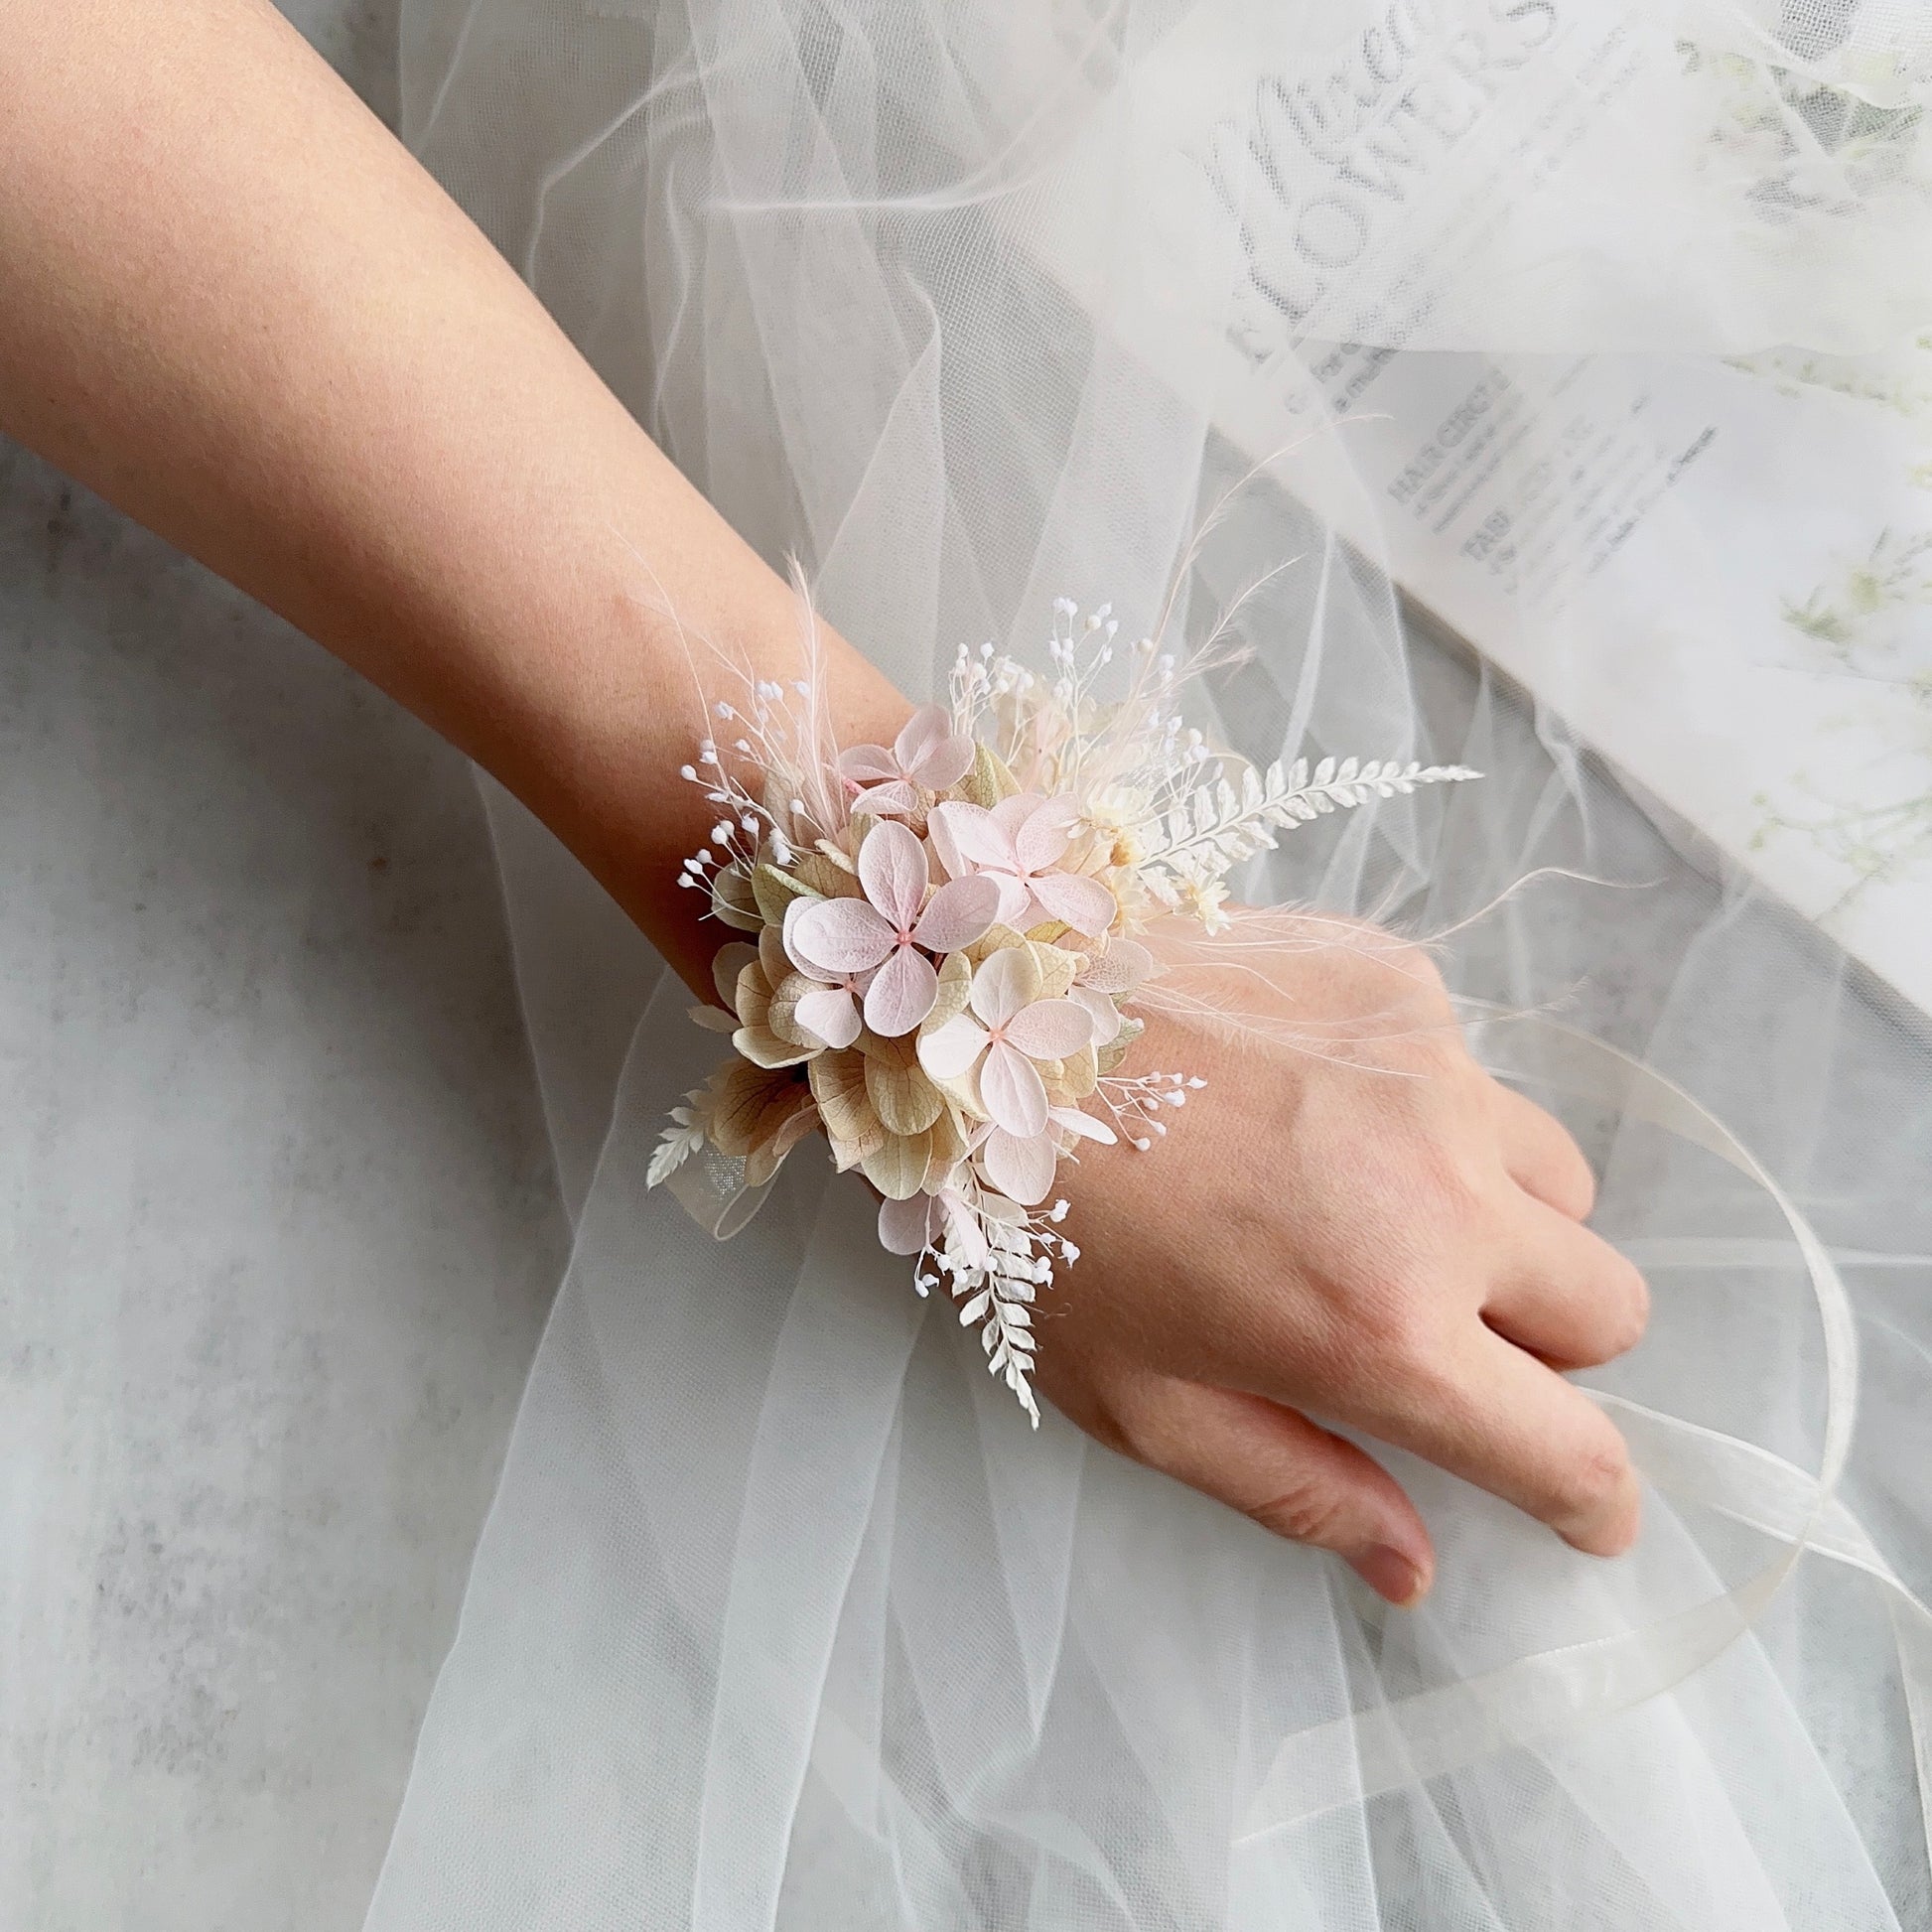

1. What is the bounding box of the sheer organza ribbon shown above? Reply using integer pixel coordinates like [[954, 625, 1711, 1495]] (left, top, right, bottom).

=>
[[1233, 1010, 1932, 1865]]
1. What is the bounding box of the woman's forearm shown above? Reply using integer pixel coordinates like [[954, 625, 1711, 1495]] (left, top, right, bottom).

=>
[[0, 0, 907, 991]]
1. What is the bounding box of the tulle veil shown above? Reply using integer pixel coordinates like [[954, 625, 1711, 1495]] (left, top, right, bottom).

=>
[[365, 3, 1932, 1925]]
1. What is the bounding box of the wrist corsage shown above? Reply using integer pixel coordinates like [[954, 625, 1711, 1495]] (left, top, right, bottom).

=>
[[650, 600, 1473, 1420]]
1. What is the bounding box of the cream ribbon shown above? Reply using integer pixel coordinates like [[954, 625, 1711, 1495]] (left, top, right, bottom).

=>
[[1237, 1010, 1932, 1867]]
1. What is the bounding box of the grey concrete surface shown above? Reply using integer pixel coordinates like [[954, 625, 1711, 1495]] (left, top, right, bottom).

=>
[[1, 8, 574, 1927]]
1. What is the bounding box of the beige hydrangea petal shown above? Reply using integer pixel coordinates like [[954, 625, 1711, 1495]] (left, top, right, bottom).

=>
[[758, 923, 790, 990], [711, 863, 763, 933], [955, 740, 1020, 808], [862, 1128, 932, 1201], [1041, 1042, 1099, 1105], [734, 958, 773, 1027], [921, 1107, 969, 1192], [791, 850, 858, 898], [860, 1033, 944, 1135], [752, 861, 816, 927], [1028, 939, 1080, 1001], [962, 923, 1028, 967], [744, 1098, 820, 1187], [765, 971, 821, 1048], [709, 1060, 810, 1158], [1096, 1016, 1143, 1076], [711, 941, 759, 1010], [809, 1049, 886, 1168], [924, 949, 974, 1030]]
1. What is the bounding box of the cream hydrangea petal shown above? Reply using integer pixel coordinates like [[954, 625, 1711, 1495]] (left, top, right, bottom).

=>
[[912, 874, 999, 953], [1050, 1104, 1117, 1145], [790, 895, 896, 975], [1028, 869, 1116, 936], [863, 943, 938, 1037], [793, 984, 863, 1049], [981, 1038, 1049, 1138], [969, 943, 1041, 1027], [917, 1012, 989, 1081], [858, 817, 929, 929], [980, 1125, 1057, 1206], [1003, 997, 1094, 1061], [1069, 983, 1122, 1046]]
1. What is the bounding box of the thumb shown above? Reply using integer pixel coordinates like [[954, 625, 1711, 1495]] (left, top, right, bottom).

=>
[[1137, 1383, 1436, 1606]]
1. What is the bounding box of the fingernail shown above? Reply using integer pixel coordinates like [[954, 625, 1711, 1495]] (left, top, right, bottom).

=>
[[1349, 1544, 1428, 1607]]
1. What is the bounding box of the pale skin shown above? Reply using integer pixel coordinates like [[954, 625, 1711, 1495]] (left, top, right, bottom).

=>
[[0, 0, 1647, 1605]]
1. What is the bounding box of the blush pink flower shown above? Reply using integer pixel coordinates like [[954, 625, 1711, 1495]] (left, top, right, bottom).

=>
[[779, 901, 870, 1050], [974, 1105, 1115, 1207], [876, 1188, 988, 1269], [784, 819, 999, 1036], [916, 945, 1094, 1138], [927, 794, 1117, 936], [837, 704, 976, 818], [1069, 936, 1154, 1046]]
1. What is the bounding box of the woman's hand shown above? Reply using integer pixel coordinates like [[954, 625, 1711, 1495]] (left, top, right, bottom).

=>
[[1038, 919, 1649, 1605]]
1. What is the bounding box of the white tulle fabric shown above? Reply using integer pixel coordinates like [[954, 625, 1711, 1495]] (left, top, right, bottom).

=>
[[368, 4, 1932, 1926]]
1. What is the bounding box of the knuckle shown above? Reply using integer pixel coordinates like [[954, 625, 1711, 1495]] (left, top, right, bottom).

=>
[[1599, 1261, 1651, 1356], [1547, 1437, 1631, 1525], [1249, 1471, 1350, 1549]]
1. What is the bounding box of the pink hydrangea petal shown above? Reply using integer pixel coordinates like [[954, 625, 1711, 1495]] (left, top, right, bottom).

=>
[[878, 1193, 939, 1256], [988, 793, 1042, 839], [780, 898, 834, 985], [1081, 937, 1153, 994], [789, 896, 896, 975], [1069, 983, 1122, 1046], [910, 734, 975, 791], [837, 744, 902, 782], [917, 1012, 989, 1081], [1014, 794, 1077, 872], [980, 1038, 1049, 1138], [852, 779, 920, 819], [968, 945, 1039, 1028], [857, 818, 930, 930], [1049, 1105, 1117, 1146], [1004, 997, 1094, 1061], [864, 943, 939, 1037], [1028, 870, 1117, 936], [912, 874, 1000, 953], [980, 1126, 1057, 1206], [794, 985, 863, 1049], [893, 704, 952, 774], [929, 801, 1017, 875]]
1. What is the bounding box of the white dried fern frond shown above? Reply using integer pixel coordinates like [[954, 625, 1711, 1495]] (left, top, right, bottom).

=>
[[646, 1092, 709, 1189], [1145, 755, 1479, 890]]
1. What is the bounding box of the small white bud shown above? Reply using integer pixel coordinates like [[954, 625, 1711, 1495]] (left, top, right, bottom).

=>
[[680, 763, 698, 781]]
